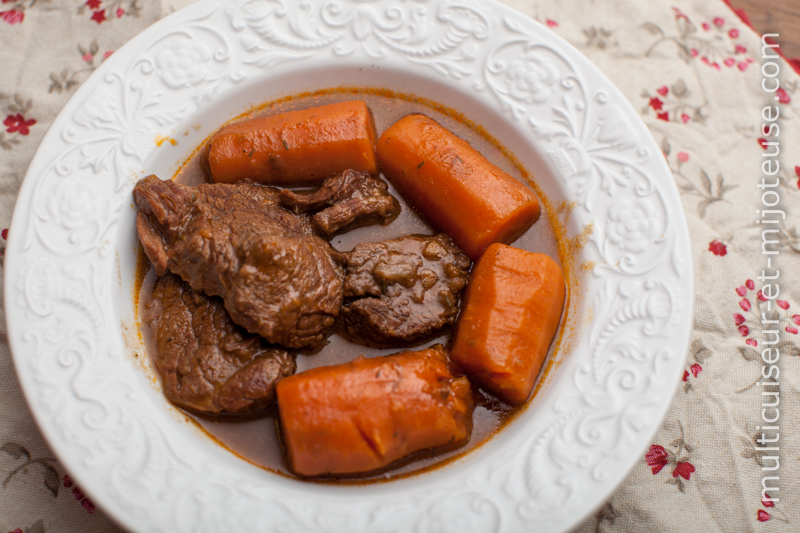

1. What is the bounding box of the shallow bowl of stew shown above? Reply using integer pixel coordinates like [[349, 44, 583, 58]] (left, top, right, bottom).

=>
[[4, 0, 694, 531]]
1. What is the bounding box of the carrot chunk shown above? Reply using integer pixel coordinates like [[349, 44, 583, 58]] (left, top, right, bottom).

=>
[[451, 244, 565, 405], [276, 345, 472, 477], [376, 114, 540, 260], [207, 100, 378, 185]]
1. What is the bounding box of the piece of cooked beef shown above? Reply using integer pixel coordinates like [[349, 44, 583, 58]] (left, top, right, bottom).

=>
[[339, 234, 470, 346], [279, 169, 399, 234], [133, 175, 344, 350], [143, 273, 296, 414]]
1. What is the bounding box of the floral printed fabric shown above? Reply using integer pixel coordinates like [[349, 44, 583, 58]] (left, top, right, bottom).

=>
[[0, 0, 799, 531], [0, 2, 197, 531]]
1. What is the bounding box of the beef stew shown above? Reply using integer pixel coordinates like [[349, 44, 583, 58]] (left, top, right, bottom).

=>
[[136, 89, 565, 482]]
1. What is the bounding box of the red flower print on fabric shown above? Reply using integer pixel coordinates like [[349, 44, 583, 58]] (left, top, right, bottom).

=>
[[1, 229, 7, 240], [756, 492, 790, 523], [645, 12, 753, 72], [682, 340, 710, 391], [645, 424, 696, 491], [733, 281, 759, 347], [733, 280, 800, 360], [82, 0, 135, 24], [0, 9, 23, 24], [546, 19, 558, 28], [642, 84, 704, 124], [3, 113, 36, 135], [48, 41, 115, 94], [672, 461, 695, 480], [776, 88, 791, 104], [677, 151, 689, 163], [645, 445, 668, 474], [708, 240, 727, 256], [63, 474, 94, 514], [649, 97, 664, 111], [672, 7, 689, 21]]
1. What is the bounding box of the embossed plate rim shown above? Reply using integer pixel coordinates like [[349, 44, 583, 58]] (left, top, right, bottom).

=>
[[4, 0, 694, 531]]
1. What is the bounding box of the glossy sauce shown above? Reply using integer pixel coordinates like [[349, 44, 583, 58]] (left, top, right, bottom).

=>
[[137, 89, 563, 482]]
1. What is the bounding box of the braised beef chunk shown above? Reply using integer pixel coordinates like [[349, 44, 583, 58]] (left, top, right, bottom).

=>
[[133, 175, 344, 350], [279, 169, 399, 234], [144, 273, 296, 414], [339, 235, 470, 346]]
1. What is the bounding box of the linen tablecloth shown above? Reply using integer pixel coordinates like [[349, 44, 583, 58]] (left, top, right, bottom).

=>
[[1, 0, 798, 531]]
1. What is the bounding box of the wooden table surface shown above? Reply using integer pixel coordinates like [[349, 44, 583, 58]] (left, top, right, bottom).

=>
[[728, 0, 800, 59]]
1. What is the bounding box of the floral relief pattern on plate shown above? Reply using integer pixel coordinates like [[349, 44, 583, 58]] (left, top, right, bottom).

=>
[[4, 0, 693, 532], [231, 0, 492, 77]]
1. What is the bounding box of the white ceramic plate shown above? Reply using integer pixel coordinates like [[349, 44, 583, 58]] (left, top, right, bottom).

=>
[[5, 0, 693, 531]]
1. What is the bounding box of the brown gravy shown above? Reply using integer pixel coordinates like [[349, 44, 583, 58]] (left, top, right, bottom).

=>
[[137, 89, 563, 483]]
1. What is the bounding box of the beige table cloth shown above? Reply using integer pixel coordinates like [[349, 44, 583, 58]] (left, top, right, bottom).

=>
[[1, 0, 798, 531]]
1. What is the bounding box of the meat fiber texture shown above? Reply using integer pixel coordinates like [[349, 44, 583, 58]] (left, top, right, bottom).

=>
[[279, 169, 399, 235], [143, 273, 296, 414], [133, 175, 344, 350]]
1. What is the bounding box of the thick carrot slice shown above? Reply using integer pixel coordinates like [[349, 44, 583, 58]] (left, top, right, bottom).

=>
[[451, 243, 565, 405], [376, 114, 540, 260], [207, 100, 378, 185], [276, 345, 472, 477]]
